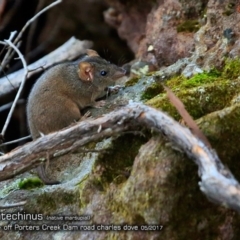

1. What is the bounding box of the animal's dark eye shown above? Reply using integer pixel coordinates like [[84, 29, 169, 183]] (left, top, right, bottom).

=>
[[100, 70, 107, 76]]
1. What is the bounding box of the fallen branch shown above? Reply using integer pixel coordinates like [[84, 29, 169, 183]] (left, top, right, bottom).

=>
[[0, 102, 240, 212], [0, 37, 93, 99]]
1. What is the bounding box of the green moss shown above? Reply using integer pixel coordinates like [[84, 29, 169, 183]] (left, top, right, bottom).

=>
[[78, 133, 150, 210], [74, 57, 240, 238], [167, 105, 240, 239], [147, 93, 180, 119], [166, 69, 221, 90], [141, 75, 185, 102], [168, 156, 226, 239], [141, 82, 164, 100], [181, 69, 221, 88], [83, 142, 97, 151], [0, 179, 21, 198], [125, 77, 141, 87], [94, 133, 149, 188], [165, 75, 186, 90], [177, 19, 200, 33], [147, 78, 239, 120], [143, 68, 222, 118], [200, 104, 240, 171], [145, 58, 240, 120], [34, 191, 77, 213], [222, 58, 240, 79], [18, 177, 44, 189], [78, 179, 91, 209], [61, 192, 77, 205], [36, 193, 57, 212], [78, 57, 240, 236]]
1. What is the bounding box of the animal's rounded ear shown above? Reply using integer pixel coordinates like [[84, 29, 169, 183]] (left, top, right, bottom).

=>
[[86, 49, 100, 57], [78, 62, 94, 82]]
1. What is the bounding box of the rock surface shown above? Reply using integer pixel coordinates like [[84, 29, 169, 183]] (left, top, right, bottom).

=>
[[2, 0, 240, 239]]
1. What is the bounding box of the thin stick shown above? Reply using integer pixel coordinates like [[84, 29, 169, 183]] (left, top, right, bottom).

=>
[[0, 201, 26, 209], [0, 0, 62, 70], [164, 85, 212, 148], [0, 31, 17, 69], [1, 40, 28, 136], [0, 135, 31, 147], [8, 40, 22, 66], [0, 99, 25, 113]]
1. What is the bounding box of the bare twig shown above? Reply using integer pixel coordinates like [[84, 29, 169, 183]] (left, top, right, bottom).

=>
[[164, 85, 212, 148], [1, 39, 28, 137], [0, 32, 14, 61], [0, 40, 6, 45], [0, 31, 17, 70], [0, 0, 62, 70], [0, 135, 31, 147], [0, 201, 26, 209], [8, 40, 22, 68], [0, 102, 240, 212], [0, 99, 25, 113]]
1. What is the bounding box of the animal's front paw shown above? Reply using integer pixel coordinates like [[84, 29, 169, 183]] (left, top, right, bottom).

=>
[[93, 100, 106, 108], [107, 85, 124, 95], [81, 111, 92, 120]]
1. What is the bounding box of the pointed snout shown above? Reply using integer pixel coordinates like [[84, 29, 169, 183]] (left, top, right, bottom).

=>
[[112, 67, 126, 80]]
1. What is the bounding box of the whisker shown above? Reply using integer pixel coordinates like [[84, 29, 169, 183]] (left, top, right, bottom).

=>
[[118, 54, 127, 65]]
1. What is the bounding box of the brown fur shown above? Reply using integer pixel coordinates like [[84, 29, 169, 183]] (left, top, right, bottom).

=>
[[27, 49, 126, 184]]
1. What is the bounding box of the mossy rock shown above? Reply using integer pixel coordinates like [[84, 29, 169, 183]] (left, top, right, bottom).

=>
[[125, 76, 141, 87], [144, 58, 240, 120], [18, 177, 44, 189], [177, 19, 200, 32]]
